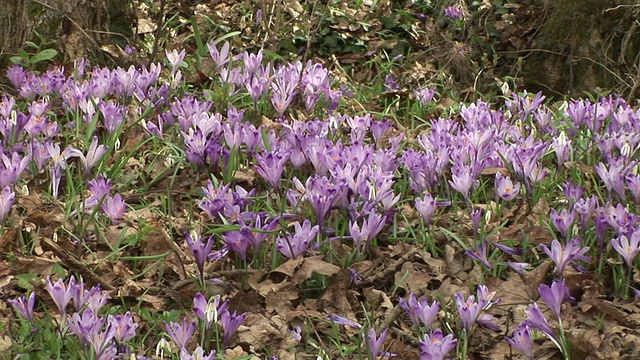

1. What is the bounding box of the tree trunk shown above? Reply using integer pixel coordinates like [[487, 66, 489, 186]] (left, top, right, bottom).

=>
[[0, 0, 134, 67], [522, 0, 640, 99]]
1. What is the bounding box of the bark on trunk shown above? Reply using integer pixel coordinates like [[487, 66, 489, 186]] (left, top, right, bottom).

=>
[[0, 0, 134, 67], [523, 0, 639, 99]]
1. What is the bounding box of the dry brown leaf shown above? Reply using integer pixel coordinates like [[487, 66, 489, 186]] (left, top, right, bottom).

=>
[[291, 256, 341, 285], [265, 283, 298, 315], [394, 261, 431, 293]]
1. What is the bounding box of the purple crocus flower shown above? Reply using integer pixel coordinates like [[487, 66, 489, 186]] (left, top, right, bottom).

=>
[[102, 194, 126, 224], [8, 292, 35, 322], [365, 328, 389, 360], [85, 286, 110, 315], [550, 208, 576, 238], [108, 311, 138, 343], [193, 293, 228, 328], [271, 63, 301, 117], [326, 314, 362, 329], [223, 230, 250, 260], [538, 279, 573, 321], [466, 238, 493, 270], [288, 325, 302, 341], [505, 262, 531, 274], [165, 49, 186, 74], [0, 151, 31, 189], [419, 329, 457, 360], [82, 136, 109, 175], [449, 168, 475, 201], [0, 186, 15, 221], [67, 308, 104, 346], [495, 172, 520, 201], [455, 285, 501, 331], [505, 325, 535, 359], [492, 242, 523, 256], [99, 100, 125, 133], [254, 150, 290, 189], [89, 175, 112, 201], [551, 131, 571, 167], [349, 212, 386, 248], [384, 74, 400, 91], [207, 41, 230, 73], [611, 231, 640, 268], [6, 64, 26, 88], [470, 207, 483, 235], [574, 196, 598, 232], [88, 327, 117, 360], [562, 181, 584, 205], [540, 238, 591, 277], [221, 310, 246, 346], [415, 193, 437, 228], [180, 347, 216, 360], [398, 293, 439, 330], [164, 318, 196, 349], [522, 303, 561, 346], [595, 161, 628, 200], [626, 174, 640, 203], [443, 6, 463, 19], [277, 219, 319, 259], [185, 233, 215, 278], [46, 276, 76, 316], [414, 87, 436, 105]]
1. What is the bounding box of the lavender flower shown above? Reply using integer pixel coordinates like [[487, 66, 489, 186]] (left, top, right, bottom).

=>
[[449, 168, 475, 201], [326, 314, 362, 329], [415, 193, 437, 228], [349, 212, 386, 248], [398, 293, 439, 330], [107, 311, 138, 343], [67, 308, 104, 346], [254, 150, 290, 189], [538, 279, 573, 320], [46, 276, 76, 316], [102, 194, 126, 224], [611, 231, 640, 268], [455, 285, 501, 331], [414, 87, 436, 105], [550, 208, 575, 238], [384, 74, 400, 91], [505, 262, 531, 274], [540, 238, 591, 277], [185, 233, 215, 278], [98, 100, 125, 133], [419, 329, 457, 360], [179, 347, 216, 360], [221, 310, 246, 346], [443, 6, 463, 19], [223, 230, 250, 260], [595, 161, 627, 200], [164, 318, 196, 349], [551, 131, 571, 167], [466, 238, 493, 270], [277, 219, 319, 259], [0, 186, 15, 221], [505, 325, 535, 359], [193, 293, 228, 328], [8, 292, 35, 322], [207, 41, 230, 73], [365, 328, 389, 360], [82, 136, 109, 175], [288, 326, 302, 341], [522, 303, 561, 346], [495, 172, 520, 201]]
